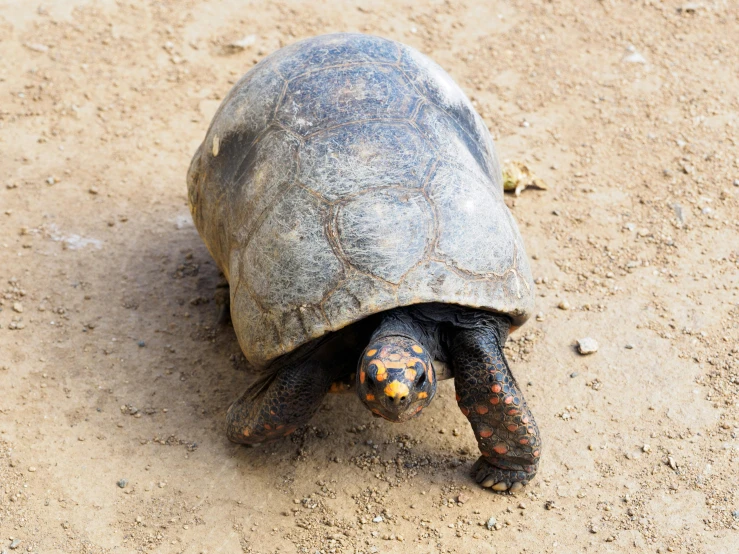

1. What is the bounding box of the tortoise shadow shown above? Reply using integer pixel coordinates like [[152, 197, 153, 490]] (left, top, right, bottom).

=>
[[117, 222, 488, 492]]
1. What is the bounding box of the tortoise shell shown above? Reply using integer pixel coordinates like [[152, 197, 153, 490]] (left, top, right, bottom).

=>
[[187, 33, 534, 370]]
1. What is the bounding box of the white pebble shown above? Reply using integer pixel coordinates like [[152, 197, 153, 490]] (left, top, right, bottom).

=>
[[577, 337, 599, 355]]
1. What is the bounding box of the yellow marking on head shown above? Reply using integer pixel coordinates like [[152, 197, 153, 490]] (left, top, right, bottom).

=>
[[366, 349, 377, 357], [412, 344, 424, 354], [384, 361, 407, 369], [370, 360, 387, 378], [417, 391, 428, 399], [384, 380, 410, 399], [405, 368, 417, 381], [359, 370, 366, 384], [388, 353, 402, 361], [365, 393, 375, 401]]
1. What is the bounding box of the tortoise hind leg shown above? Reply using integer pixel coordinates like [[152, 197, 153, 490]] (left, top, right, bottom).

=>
[[451, 318, 541, 492], [226, 357, 337, 444], [226, 335, 351, 445]]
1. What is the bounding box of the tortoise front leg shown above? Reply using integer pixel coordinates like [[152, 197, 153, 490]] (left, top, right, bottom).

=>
[[226, 352, 338, 445], [451, 323, 541, 492]]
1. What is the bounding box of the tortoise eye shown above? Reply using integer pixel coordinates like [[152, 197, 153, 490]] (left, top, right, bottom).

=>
[[416, 371, 426, 386]]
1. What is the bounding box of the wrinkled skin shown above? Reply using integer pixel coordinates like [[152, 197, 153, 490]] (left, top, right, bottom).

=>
[[226, 303, 541, 492]]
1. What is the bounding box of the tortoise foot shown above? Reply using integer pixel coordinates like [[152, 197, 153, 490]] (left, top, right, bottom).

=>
[[472, 456, 534, 493]]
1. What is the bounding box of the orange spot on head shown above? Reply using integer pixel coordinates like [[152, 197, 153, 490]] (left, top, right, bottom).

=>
[[384, 380, 410, 399], [491, 384, 502, 393], [479, 428, 493, 438], [366, 349, 377, 357], [405, 368, 417, 381], [371, 360, 387, 381], [427, 367, 434, 384], [365, 393, 375, 401], [504, 396, 513, 405], [490, 396, 500, 405], [475, 405, 489, 415], [412, 344, 423, 354], [388, 353, 401, 361], [417, 391, 428, 400], [415, 405, 423, 413], [493, 444, 508, 455], [360, 370, 366, 384]]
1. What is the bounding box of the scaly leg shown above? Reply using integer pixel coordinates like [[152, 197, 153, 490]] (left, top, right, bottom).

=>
[[451, 321, 541, 492], [226, 338, 344, 444]]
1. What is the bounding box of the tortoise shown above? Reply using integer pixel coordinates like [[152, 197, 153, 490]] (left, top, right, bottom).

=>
[[187, 33, 541, 492]]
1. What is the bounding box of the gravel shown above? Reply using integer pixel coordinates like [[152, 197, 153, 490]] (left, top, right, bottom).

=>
[[577, 337, 599, 354]]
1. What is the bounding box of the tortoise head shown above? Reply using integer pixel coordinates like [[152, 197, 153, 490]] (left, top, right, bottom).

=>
[[356, 336, 436, 422]]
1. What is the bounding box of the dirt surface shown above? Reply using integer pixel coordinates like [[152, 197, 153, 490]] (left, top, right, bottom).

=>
[[1, 1, 738, 552]]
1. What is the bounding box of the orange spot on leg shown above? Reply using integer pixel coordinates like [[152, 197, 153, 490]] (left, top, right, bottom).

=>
[[533, 450, 540, 457], [460, 407, 470, 416], [491, 384, 502, 393], [490, 396, 500, 405], [519, 438, 529, 445], [475, 405, 489, 415], [504, 396, 514, 404], [507, 424, 518, 432], [479, 428, 493, 438], [493, 444, 508, 455]]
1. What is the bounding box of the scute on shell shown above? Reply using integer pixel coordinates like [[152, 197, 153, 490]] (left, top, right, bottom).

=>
[[187, 33, 535, 369]]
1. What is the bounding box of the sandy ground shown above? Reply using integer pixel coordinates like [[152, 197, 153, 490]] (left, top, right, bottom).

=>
[[1, 0, 738, 552]]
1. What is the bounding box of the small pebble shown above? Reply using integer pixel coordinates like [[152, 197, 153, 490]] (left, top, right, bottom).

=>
[[570, 372, 579, 378], [137, 340, 146, 347], [117, 478, 128, 488], [625, 344, 634, 349], [557, 300, 570, 310], [28, 467, 36, 472], [642, 444, 651, 453], [372, 516, 383, 523], [485, 516, 497, 530], [12, 302, 23, 313], [577, 337, 599, 355], [9, 539, 21, 550]]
